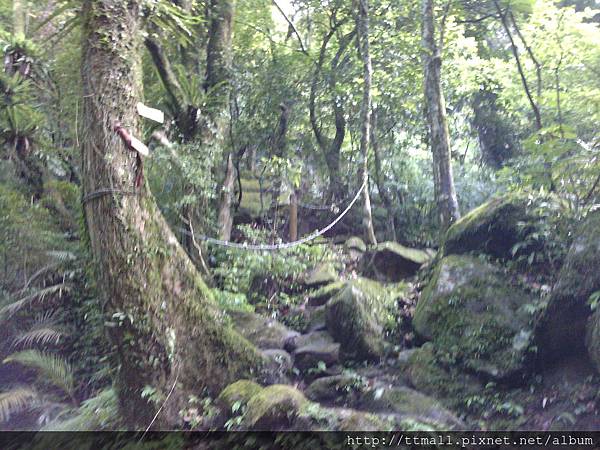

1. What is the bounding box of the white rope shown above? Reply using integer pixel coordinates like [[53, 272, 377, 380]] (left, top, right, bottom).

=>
[[177, 179, 366, 251]]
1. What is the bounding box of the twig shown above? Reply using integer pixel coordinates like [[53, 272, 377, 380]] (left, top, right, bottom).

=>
[[271, 0, 308, 55], [139, 370, 179, 440]]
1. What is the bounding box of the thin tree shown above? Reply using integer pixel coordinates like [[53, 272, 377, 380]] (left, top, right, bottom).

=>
[[80, 0, 262, 427], [421, 0, 460, 230], [356, 0, 377, 246]]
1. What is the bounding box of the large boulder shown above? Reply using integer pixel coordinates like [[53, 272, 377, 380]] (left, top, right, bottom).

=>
[[229, 310, 299, 350], [413, 255, 539, 379], [443, 192, 551, 260], [536, 211, 600, 365], [241, 384, 308, 430], [326, 278, 402, 361], [361, 242, 434, 282]]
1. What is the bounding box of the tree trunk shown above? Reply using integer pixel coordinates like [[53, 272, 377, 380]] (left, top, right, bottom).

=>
[[81, 0, 261, 428], [371, 108, 397, 241], [421, 0, 460, 230], [289, 190, 298, 241], [356, 0, 377, 246], [207, 0, 236, 242], [217, 152, 235, 240], [13, 0, 25, 36], [270, 102, 289, 211]]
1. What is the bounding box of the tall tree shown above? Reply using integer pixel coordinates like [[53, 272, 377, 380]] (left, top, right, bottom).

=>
[[421, 0, 460, 230], [356, 0, 377, 246], [80, 0, 262, 427], [207, 0, 237, 241], [13, 0, 25, 36]]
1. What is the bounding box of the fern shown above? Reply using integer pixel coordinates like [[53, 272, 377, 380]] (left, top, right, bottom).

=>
[[13, 327, 65, 349], [0, 387, 39, 423], [41, 389, 120, 431], [4, 350, 74, 397], [0, 283, 71, 320], [12, 312, 66, 349]]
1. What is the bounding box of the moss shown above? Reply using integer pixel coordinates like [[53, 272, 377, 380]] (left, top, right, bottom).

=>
[[217, 380, 263, 412], [338, 411, 388, 431], [537, 211, 600, 363], [443, 191, 555, 261], [358, 386, 464, 430], [304, 263, 338, 287], [325, 278, 406, 361], [414, 255, 537, 379], [406, 343, 483, 409], [344, 236, 367, 253], [307, 281, 345, 307], [242, 384, 308, 429], [228, 310, 297, 350], [361, 242, 434, 282], [305, 374, 367, 404]]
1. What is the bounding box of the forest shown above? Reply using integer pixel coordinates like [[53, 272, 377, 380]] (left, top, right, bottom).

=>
[[0, 0, 599, 443]]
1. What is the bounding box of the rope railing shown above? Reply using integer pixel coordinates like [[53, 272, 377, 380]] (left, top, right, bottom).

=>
[[177, 179, 366, 251]]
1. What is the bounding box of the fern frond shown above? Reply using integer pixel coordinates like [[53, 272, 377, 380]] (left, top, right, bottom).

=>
[[3, 350, 74, 397], [45, 250, 77, 262], [42, 389, 120, 431], [13, 327, 65, 348], [0, 387, 39, 423], [0, 283, 71, 321]]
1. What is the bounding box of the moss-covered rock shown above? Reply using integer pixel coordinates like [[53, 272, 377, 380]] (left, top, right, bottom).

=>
[[304, 263, 339, 287], [406, 343, 483, 406], [413, 255, 538, 379], [443, 192, 545, 260], [326, 278, 402, 361], [345, 236, 367, 253], [356, 385, 464, 430], [304, 373, 367, 405], [361, 241, 434, 282], [285, 330, 335, 352], [229, 310, 299, 350], [293, 342, 340, 373], [261, 349, 293, 383], [536, 211, 600, 365], [307, 281, 345, 307], [216, 380, 263, 413], [242, 384, 308, 430], [295, 403, 391, 431]]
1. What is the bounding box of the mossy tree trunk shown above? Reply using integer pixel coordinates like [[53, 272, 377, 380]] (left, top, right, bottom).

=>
[[421, 0, 460, 230], [81, 0, 262, 428], [356, 0, 377, 246], [206, 0, 237, 242]]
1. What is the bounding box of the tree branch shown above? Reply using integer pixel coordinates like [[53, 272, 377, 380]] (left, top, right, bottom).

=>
[[144, 37, 185, 112], [271, 0, 308, 55]]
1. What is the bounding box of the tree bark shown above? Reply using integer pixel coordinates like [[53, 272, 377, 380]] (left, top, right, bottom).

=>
[[270, 102, 289, 211], [421, 0, 460, 230], [371, 107, 397, 241], [289, 190, 298, 241], [206, 0, 236, 242], [356, 0, 377, 246], [309, 20, 352, 204], [81, 0, 261, 427], [13, 0, 25, 36]]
